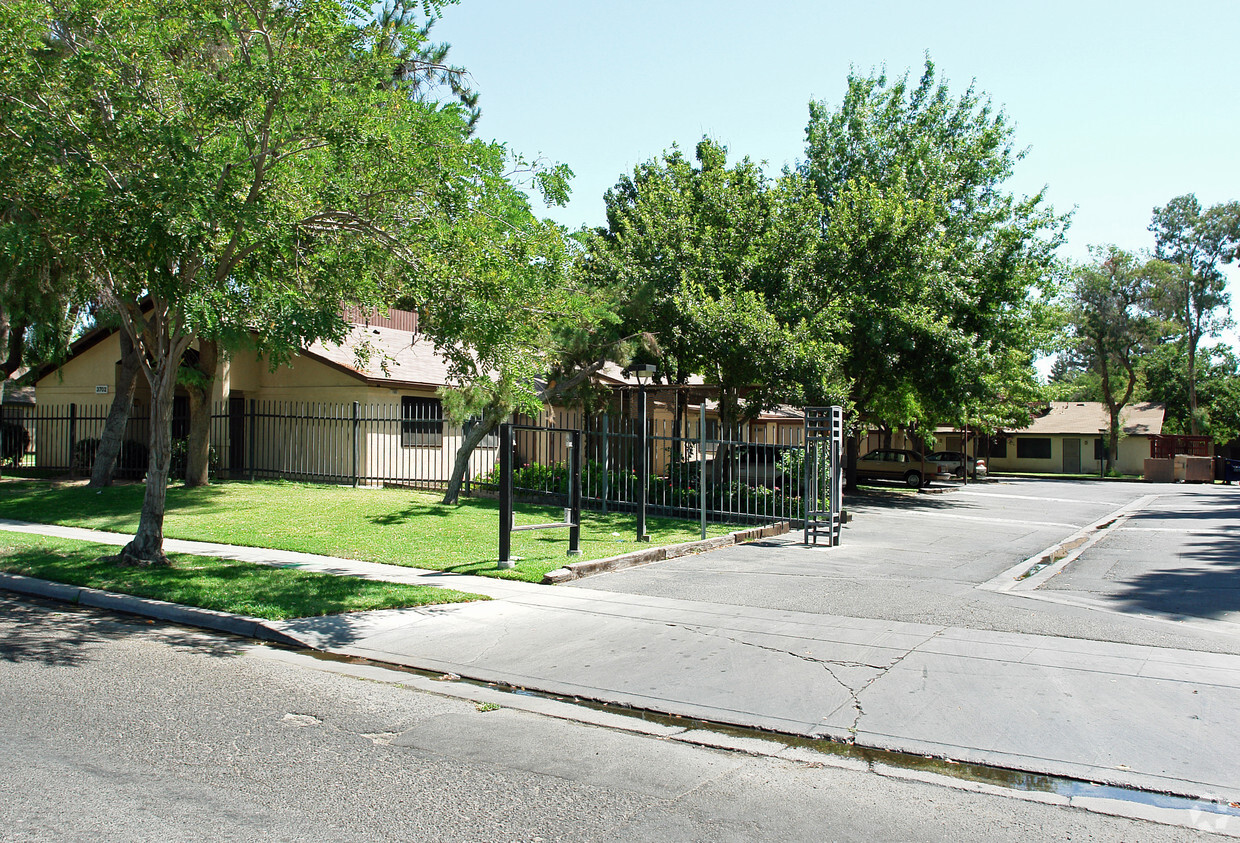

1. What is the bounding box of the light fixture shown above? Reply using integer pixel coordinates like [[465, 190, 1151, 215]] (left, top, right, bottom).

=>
[[633, 364, 656, 386]]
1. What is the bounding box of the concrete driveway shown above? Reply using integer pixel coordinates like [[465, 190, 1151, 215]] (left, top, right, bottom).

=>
[[572, 479, 1240, 655]]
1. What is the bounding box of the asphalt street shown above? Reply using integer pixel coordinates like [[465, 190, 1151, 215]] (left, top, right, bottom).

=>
[[573, 479, 1240, 654], [0, 595, 1226, 842]]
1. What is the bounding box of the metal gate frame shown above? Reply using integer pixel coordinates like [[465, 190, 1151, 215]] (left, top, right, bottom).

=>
[[497, 422, 582, 568], [803, 406, 844, 547]]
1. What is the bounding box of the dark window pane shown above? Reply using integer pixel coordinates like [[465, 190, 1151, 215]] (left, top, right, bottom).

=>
[[402, 396, 443, 447], [1016, 437, 1052, 460]]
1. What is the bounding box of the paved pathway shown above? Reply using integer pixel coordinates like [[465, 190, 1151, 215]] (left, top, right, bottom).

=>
[[3, 516, 1240, 805]]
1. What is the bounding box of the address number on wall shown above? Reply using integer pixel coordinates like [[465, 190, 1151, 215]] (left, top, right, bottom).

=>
[[95, 385, 109, 394]]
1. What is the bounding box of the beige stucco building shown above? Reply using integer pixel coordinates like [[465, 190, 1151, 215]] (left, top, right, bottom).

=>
[[986, 401, 1166, 476], [33, 308, 500, 484]]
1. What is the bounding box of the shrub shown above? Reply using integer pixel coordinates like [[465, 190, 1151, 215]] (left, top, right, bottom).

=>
[[71, 437, 149, 479], [0, 422, 30, 466]]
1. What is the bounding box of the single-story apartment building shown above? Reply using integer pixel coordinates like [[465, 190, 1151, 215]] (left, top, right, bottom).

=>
[[32, 307, 500, 485], [986, 401, 1166, 476]]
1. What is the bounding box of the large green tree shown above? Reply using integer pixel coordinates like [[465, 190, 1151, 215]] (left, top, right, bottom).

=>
[[1064, 247, 1165, 472], [1139, 342, 1240, 444], [584, 138, 839, 435], [1149, 193, 1240, 434], [0, 0, 556, 563], [800, 60, 1067, 479]]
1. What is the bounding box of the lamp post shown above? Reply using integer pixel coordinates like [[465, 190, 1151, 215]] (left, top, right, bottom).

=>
[[634, 364, 655, 542]]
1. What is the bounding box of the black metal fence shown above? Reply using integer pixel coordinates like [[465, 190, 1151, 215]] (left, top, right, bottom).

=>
[[483, 406, 809, 525], [3, 400, 815, 526]]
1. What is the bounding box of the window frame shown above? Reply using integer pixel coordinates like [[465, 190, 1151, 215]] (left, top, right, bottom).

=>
[[1016, 437, 1053, 460], [401, 396, 444, 448]]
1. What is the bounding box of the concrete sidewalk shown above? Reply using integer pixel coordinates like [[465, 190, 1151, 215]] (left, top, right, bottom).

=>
[[3, 519, 1239, 804]]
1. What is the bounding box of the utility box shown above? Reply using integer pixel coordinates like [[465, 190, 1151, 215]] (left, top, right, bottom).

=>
[[1174, 454, 1213, 484], [1144, 458, 1174, 482]]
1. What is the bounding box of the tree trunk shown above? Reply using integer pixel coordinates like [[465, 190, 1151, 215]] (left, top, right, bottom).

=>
[[89, 330, 140, 487], [120, 359, 178, 567], [1187, 330, 1200, 436], [441, 406, 504, 504], [184, 339, 219, 487]]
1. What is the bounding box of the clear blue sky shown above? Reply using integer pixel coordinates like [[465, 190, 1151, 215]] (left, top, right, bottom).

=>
[[436, 0, 1239, 311]]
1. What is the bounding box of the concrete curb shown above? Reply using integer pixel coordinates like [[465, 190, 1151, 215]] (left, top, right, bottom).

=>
[[0, 571, 305, 647], [541, 521, 790, 584]]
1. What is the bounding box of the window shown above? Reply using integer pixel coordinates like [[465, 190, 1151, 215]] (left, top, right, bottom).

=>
[[989, 436, 1008, 459], [402, 396, 443, 447], [1094, 438, 1109, 461], [1016, 437, 1052, 460], [464, 416, 499, 448]]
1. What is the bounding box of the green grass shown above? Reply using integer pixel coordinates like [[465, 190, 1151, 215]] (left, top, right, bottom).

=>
[[0, 532, 487, 620], [0, 479, 739, 582]]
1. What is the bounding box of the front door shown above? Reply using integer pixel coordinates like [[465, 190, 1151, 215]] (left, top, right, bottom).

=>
[[1063, 438, 1081, 474]]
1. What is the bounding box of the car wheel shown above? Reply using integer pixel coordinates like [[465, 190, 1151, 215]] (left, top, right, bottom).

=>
[[904, 470, 922, 489]]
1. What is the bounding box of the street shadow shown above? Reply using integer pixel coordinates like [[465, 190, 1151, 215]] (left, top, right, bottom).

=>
[[0, 593, 245, 667], [1109, 504, 1240, 621]]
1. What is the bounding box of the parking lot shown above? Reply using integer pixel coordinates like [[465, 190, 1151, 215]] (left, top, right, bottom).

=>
[[572, 478, 1240, 655]]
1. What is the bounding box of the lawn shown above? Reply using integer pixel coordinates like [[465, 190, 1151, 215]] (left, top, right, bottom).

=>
[[0, 480, 739, 582], [0, 532, 487, 620]]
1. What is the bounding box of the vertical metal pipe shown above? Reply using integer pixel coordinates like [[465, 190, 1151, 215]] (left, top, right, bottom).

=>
[[700, 402, 707, 540], [498, 422, 513, 568], [568, 429, 581, 556], [637, 389, 649, 542], [68, 403, 77, 475], [248, 400, 256, 482], [352, 401, 360, 488], [599, 414, 609, 513]]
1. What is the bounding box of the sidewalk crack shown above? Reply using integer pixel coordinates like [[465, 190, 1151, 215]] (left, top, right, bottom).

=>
[[668, 622, 942, 742]]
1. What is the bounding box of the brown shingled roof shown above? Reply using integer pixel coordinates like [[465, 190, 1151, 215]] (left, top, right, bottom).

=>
[[1018, 401, 1165, 436], [301, 323, 459, 389]]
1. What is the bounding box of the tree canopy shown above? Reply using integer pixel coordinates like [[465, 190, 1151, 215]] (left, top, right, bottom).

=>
[[583, 138, 839, 431], [0, 0, 568, 561], [1149, 193, 1240, 434], [1061, 247, 1167, 471], [800, 60, 1067, 441]]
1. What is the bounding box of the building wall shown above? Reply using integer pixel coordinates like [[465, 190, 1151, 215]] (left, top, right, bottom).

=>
[[987, 434, 1150, 476], [33, 335, 496, 483]]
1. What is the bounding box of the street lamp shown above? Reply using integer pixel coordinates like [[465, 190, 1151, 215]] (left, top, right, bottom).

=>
[[633, 364, 656, 542]]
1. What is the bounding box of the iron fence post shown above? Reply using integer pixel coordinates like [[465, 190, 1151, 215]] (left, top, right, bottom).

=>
[[600, 414, 609, 513], [352, 401, 360, 488], [498, 422, 513, 568], [568, 430, 581, 556], [700, 403, 707, 540], [248, 400, 256, 482], [67, 403, 77, 475], [637, 388, 649, 542]]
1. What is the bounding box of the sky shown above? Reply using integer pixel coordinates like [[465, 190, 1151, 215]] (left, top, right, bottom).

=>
[[435, 0, 1240, 334]]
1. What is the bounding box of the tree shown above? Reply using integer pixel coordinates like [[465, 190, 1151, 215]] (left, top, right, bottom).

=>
[[583, 139, 838, 436], [800, 60, 1067, 484], [0, 0, 555, 564], [1149, 194, 1240, 434], [1139, 342, 1240, 444], [1064, 248, 1163, 472]]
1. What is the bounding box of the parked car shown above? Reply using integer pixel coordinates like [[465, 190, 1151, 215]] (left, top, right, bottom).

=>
[[855, 449, 950, 489], [926, 451, 987, 479]]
